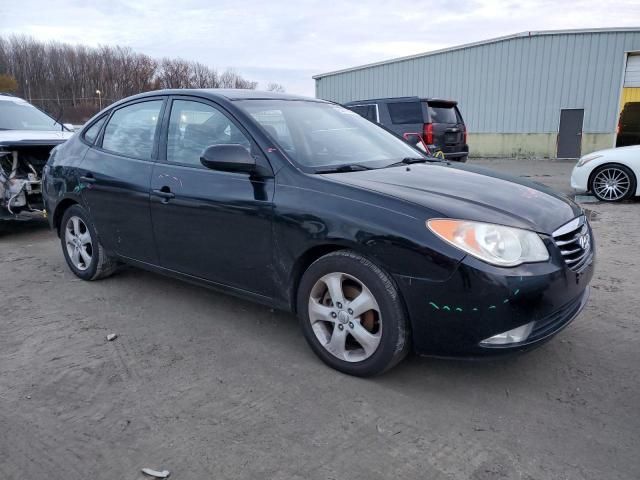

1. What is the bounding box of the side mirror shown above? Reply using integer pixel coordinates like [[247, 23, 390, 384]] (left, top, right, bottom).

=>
[[200, 144, 256, 173], [403, 133, 428, 153]]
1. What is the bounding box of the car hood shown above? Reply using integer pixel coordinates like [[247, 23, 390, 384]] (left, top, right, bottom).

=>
[[0, 129, 74, 146], [322, 162, 582, 234]]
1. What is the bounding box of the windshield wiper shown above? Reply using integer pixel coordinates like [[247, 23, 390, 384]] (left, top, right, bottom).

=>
[[315, 164, 374, 174], [384, 157, 445, 168]]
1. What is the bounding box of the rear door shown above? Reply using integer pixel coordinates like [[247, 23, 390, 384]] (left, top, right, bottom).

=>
[[80, 97, 165, 264], [425, 101, 465, 154]]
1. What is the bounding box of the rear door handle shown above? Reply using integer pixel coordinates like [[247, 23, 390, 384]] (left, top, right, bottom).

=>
[[79, 173, 96, 183]]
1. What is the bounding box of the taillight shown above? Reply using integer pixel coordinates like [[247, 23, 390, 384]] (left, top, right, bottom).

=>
[[463, 128, 468, 144], [423, 123, 433, 145]]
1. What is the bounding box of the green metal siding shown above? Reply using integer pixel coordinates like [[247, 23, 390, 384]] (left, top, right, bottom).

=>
[[315, 30, 640, 135]]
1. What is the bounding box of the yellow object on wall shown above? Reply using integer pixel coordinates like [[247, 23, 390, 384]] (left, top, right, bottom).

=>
[[620, 87, 640, 109]]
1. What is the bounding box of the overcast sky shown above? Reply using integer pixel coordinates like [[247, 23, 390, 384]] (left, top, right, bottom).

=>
[[1, 0, 638, 96]]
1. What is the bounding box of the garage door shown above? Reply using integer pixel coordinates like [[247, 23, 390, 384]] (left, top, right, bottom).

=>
[[623, 54, 640, 87]]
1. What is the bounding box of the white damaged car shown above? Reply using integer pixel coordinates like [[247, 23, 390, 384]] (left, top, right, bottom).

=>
[[0, 93, 74, 219], [571, 145, 640, 202]]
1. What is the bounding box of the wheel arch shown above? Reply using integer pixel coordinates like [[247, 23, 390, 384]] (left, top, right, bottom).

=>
[[53, 198, 80, 236], [288, 243, 411, 327]]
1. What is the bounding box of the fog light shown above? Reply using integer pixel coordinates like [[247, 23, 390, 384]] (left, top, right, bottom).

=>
[[480, 322, 534, 346]]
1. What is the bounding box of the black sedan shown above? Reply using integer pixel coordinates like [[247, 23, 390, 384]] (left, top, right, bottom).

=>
[[43, 89, 594, 376]]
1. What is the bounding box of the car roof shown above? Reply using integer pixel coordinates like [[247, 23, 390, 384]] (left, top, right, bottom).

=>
[[344, 97, 458, 105], [116, 88, 326, 104]]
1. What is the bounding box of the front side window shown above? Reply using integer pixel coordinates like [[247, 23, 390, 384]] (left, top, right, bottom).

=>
[[348, 104, 378, 123], [166, 100, 250, 167], [237, 100, 423, 171], [102, 100, 163, 159]]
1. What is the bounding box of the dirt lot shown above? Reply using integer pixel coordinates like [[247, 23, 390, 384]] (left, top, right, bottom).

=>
[[1, 158, 639, 480]]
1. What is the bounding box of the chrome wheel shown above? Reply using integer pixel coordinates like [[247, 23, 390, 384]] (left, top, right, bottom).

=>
[[65, 216, 93, 271], [592, 167, 631, 201], [308, 272, 382, 362]]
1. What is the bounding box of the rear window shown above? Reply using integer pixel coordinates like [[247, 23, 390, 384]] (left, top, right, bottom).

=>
[[347, 104, 378, 122], [426, 103, 458, 124], [387, 102, 423, 124]]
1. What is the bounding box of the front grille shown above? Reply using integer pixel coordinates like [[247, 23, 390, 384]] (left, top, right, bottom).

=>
[[552, 216, 593, 272]]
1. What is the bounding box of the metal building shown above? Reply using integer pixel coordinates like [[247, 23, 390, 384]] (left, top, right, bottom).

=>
[[313, 28, 640, 158]]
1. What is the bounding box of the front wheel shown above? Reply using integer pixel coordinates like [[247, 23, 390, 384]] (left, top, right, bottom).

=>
[[297, 250, 410, 376], [590, 164, 636, 202]]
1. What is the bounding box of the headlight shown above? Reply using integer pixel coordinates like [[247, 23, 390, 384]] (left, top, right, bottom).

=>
[[576, 154, 602, 167], [427, 219, 549, 267]]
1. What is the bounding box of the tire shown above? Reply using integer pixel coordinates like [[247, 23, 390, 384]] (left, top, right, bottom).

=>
[[296, 250, 410, 376], [457, 155, 468, 163], [590, 164, 636, 202], [60, 204, 118, 281]]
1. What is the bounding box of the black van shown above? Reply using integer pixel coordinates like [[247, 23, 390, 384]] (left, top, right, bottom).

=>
[[344, 96, 469, 162]]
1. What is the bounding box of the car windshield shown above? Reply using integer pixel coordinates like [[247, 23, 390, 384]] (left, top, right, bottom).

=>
[[236, 99, 425, 171], [0, 99, 62, 131]]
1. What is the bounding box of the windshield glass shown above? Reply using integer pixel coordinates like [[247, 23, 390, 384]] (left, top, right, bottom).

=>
[[0, 99, 61, 131], [236, 100, 424, 171], [426, 103, 458, 124]]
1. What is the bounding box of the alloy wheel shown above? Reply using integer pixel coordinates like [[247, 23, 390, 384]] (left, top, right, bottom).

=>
[[592, 167, 631, 201], [65, 216, 93, 271], [308, 272, 382, 362]]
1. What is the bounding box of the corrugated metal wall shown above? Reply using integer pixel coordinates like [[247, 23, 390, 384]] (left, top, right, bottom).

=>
[[315, 31, 640, 134]]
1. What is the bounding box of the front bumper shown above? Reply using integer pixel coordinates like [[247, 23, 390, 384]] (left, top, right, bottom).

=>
[[570, 165, 590, 193], [394, 239, 595, 357]]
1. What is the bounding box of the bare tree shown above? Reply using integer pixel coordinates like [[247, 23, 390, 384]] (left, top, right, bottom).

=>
[[0, 34, 266, 122]]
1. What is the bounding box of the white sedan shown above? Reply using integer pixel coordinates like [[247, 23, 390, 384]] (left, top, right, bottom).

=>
[[571, 145, 639, 202]]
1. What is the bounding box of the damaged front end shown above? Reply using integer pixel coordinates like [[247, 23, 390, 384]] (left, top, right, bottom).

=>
[[0, 142, 63, 220]]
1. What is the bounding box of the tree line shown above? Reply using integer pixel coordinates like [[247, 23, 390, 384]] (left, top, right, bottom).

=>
[[0, 35, 284, 123]]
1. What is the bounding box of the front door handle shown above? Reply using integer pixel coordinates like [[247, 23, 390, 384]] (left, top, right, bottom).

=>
[[152, 187, 175, 204], [79, 173, 96, 183]]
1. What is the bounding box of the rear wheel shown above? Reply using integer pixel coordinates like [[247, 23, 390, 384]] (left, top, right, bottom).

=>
[[297, 250, 410, 376], [590, 164, 636, 202], [60, 204, 118, 280]]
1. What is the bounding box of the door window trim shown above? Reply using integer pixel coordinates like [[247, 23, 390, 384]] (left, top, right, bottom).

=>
[[158, 95, 272, 174], [93, 96, 168, 162]]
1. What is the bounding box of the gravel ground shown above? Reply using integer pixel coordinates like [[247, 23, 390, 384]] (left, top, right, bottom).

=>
[[1, 158, 639, 480]]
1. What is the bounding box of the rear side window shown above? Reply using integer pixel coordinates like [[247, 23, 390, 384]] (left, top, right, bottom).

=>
[[347, 104, 378, 122], [83, 116, 106, 144], [427, 103, 459, 124], [102, 100, 163, 159], [387, 102, 423, 124]]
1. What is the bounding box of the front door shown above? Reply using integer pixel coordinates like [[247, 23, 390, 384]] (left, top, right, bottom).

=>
[[81, 98, 165, 264], [150, 97, 275, 297], [557, 109, 584, 158]]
